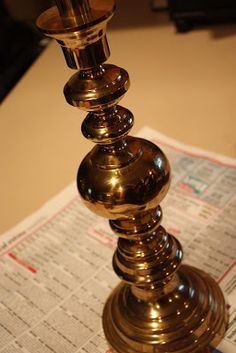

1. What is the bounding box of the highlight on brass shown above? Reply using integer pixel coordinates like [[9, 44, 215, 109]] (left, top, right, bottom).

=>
[[37, 1, 228, 352]]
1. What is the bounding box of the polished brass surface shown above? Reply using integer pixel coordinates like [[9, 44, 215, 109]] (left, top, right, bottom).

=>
[[37, 1, 228, 352], [37, 0, 115, 69], [64, 65, 130, 110], [103, 265, 226, 353], [78, 137, 171, 219], [54, 0, 91, 21]]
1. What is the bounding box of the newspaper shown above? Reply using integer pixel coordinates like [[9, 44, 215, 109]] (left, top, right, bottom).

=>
[[0, 127, 235, 353]]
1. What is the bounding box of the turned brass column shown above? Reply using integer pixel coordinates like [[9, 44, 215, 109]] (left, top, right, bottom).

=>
[[37, 1, 228, 352]]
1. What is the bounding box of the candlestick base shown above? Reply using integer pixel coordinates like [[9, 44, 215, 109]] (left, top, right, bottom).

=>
[[103, 264, 227, 353]]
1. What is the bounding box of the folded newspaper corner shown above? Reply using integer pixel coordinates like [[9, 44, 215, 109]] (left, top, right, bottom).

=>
[[0, 127, 235, 353]]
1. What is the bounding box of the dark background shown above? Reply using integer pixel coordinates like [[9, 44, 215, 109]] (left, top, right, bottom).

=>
[[0, 0, 51, 102]]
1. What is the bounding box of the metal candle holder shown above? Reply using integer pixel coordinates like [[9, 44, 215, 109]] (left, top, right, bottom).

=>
[[37, 1, 228, 352]]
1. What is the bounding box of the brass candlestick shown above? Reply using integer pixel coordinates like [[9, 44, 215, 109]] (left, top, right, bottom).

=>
[[37, 1, 228, 352]]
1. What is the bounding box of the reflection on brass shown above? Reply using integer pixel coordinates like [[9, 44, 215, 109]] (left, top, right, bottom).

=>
[[37, 1, 228, 352]]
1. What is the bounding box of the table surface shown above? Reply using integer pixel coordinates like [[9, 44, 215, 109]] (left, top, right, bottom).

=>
[[1, 1, 236, 234]]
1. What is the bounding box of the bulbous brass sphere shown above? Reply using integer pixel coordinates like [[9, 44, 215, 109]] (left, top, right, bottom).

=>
[[77, 136, 171, 219]]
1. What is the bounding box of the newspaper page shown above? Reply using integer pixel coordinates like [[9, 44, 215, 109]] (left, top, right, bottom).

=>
[[0, 126, 235, 353]]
